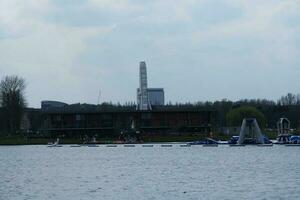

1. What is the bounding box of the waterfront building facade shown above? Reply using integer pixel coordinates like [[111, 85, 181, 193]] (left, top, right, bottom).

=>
[[39, 103, 213, 137]]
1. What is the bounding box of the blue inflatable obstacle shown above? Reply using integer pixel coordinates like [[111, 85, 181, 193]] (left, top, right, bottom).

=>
[[228, 135, 272, 145], [290, 135, 300, 144]]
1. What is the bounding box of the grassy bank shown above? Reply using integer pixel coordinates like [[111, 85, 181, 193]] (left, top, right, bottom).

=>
[[0, 134, 221, 145], [0, 135, 83, 145], [142, 133, 230, 142], [264, 130, 278, 140]]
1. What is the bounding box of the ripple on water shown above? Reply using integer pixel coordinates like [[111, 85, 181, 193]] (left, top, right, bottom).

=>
[[0, 145, 299, 200]]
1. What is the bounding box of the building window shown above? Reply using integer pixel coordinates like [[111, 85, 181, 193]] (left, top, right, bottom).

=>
[[141, 113, 151, 119], [76, 114, 85, 121], [55, 115, 61, 121]]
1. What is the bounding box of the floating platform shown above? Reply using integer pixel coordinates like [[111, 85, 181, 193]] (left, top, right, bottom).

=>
[[142, 145, 154, 147], [257, 144, 273, 147], [180, 144, 191, 147], [47, 145, 63, 147], [124, 145, 135, 147], [70, 145, 81, 147], [203, 144, 218, 147], [229, 144, 245, 147], [87, 145, 99, 147], [161, 144, 172, 147], [106, 145, 117, 147], [285, 144, 300, 147]]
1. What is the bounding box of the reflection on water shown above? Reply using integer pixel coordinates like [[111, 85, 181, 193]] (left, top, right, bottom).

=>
[[0, 145, 299, 200]]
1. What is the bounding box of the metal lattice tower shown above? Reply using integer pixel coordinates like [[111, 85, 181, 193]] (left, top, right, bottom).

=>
[[138, 61, 152, 110]]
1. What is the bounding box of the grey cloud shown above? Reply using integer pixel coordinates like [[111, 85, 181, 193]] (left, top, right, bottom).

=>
[[0, 0, 300, 107]]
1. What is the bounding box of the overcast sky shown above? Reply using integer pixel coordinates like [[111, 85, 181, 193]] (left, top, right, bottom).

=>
[[1, 0, 300, 108]]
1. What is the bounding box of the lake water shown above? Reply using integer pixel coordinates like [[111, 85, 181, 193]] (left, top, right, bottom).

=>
[[0, 144, 299, 200]]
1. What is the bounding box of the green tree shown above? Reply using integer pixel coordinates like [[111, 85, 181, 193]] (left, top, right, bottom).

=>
[[226, 106, 266, 128], [0, 76, 26, 134]]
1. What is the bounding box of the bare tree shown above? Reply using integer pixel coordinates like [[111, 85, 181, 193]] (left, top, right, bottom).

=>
[[297, 94, 300, 105], [278, 93, 297, 106], [0, 75, 26, 134]]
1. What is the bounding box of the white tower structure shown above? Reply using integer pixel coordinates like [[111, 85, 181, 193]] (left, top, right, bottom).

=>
[[138, 61, 152, 110], [277, 118, 291, 144]]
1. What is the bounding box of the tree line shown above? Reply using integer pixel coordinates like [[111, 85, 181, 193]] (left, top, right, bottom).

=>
[[96, 94, 300, 129], [1, 75, 300, 135]]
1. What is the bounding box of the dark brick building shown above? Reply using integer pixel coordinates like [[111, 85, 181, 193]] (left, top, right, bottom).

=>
[[39, 103, 214, 137]]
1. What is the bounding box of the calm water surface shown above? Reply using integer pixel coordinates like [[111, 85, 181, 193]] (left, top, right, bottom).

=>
[[0, 145, 299, 200]]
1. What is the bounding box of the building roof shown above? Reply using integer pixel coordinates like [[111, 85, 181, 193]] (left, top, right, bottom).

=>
[[147, 88, 164, 91], [41, 103, 214, 114]]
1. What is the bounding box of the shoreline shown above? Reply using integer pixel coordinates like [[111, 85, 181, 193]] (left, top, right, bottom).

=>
[[0, 132, 279, 146]]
